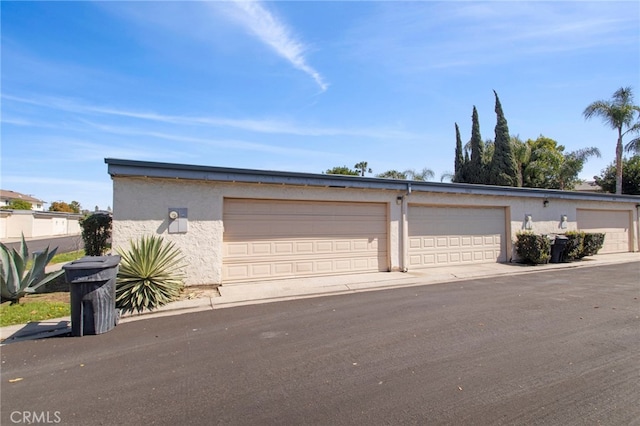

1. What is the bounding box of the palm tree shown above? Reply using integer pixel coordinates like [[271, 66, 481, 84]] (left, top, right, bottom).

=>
[[405, 168, 435, 181], [558, 147, 601, 190], [583, 87, 640, 194], [440, 171, 454, 183], [625, 138, 640, 155], [354, 161, 372, 177], [376, 170, 407, 179]]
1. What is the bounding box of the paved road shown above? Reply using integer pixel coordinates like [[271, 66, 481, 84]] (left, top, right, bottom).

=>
[[2, 262, 639, 425], [1, 235, 84, 254]]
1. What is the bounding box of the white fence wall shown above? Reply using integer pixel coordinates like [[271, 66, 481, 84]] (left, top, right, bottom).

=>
[[0, 210, 82, 240]]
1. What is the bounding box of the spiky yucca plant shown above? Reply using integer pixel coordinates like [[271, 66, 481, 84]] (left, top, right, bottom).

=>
[[116, 235, 185, 314], [0, 235, 63, 304]]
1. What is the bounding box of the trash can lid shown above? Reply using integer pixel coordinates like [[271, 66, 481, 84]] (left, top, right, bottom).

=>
[[555, 235, 569, 240], [63, 255, 121, 270]]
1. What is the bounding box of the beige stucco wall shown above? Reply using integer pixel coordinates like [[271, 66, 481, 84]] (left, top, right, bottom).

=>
[[112, 178, 225, 285], [0, 212, 7, 239], [112, 177, 405, 285], [33, 214, 53, 237], [112, 176, 639, 285], [67, 218, 81, 235], [406, 191, 638, 259], [4, 211, 34, 238]]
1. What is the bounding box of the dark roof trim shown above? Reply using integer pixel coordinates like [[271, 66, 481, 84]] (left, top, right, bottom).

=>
[[105, 158, 640, 203]]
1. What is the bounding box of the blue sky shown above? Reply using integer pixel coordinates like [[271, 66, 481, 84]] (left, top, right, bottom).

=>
[[1, 1, 638, 211]]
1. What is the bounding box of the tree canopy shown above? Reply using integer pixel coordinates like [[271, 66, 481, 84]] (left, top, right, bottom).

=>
[[354, 161, 372, 176], [6, 199, 32, 210], [325, 166, 359, 176], [454, 92, 602, 190], [453, 123, 464, 183], [583, 86, 640, 194], [467, 106, 486, 184], [49, 201, 81, 213], [377, 170, 407, 179], [521, 136, 600, 190], [455, 92, 518, 187], [594, 155, 640, 195], [488, 91, 518, 186], [376, 168, 434, 181]]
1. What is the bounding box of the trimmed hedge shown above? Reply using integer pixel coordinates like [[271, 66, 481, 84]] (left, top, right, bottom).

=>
[[515, 231, 606, 264], [581, 233, 605, 258], [515, 232, 551, 264], [562, 231, 606, 260], [563, 231, 585, 261]]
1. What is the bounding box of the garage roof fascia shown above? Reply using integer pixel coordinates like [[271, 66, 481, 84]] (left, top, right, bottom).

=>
[[105, 158, 640, 204]]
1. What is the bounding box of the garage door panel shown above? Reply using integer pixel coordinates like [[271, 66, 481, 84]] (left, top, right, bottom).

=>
[[577, 209, 629, 254], [409, 206, 506, 268], [225, 237, 386, 258], [224, 199, 388, 282]]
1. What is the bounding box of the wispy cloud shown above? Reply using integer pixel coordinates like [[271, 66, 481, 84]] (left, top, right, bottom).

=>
[[3, 93, 417, 140], [225, 0, 328, 92], [1, 175, 112, 191], [80, 120, 333, 158]]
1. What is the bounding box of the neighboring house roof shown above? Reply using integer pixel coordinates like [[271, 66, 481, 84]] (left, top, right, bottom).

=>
[[0, 189, 45, 204], [105, 158, 640, 203], [573, 181, 603, 193]]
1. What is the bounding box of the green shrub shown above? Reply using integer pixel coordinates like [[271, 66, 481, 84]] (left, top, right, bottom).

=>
[[515, 232, 552, 264], [80, 213, 112, 256], [116, 235, 185, 314], [580, 233, 606, 258], [563, 231, 585, 261], [0, 235, 64, 304], [7, 199, 32, 210]]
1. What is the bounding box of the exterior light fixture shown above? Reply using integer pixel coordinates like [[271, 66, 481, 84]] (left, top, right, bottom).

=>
[[543, 199, 549, 207]]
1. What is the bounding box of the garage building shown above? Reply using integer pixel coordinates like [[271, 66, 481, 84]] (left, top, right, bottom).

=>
[[106, 159, 639, 286]]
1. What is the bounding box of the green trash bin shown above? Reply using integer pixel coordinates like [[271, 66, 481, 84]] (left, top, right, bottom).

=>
[[63, 256, 121, 336]]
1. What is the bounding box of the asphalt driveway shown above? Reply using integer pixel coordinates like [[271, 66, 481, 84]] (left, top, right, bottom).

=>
[[1, 262, 639, 425]]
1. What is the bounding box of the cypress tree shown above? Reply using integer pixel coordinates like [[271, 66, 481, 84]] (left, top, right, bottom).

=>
[[454, 123, 465, 182], [489, 91, 518, 186], [469, 106, 486, 183]]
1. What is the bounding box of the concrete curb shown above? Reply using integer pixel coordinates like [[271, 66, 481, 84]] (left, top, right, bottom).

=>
[[2, 253, 638, 344]]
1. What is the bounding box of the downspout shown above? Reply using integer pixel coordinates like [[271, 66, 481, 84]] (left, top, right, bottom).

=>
[[636, 204, 640, 252], [400, 183, 411, 272]]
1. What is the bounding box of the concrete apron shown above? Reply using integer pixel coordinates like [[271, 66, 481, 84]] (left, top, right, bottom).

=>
[[2, 252, 638, 344]]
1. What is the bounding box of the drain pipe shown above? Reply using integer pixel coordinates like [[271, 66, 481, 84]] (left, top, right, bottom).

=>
[[400, 183, 412, 272], [636, 204, 640, 252]]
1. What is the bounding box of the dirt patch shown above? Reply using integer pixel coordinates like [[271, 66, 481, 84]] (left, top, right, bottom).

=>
[[178, 285, 221, 300], [27, 281, 219, 305], [25, 292, 70, 304]]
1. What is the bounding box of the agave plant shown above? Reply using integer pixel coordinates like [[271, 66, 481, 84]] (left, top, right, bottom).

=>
[[116, 235, 185, 314], [0, 235, 64, 304]]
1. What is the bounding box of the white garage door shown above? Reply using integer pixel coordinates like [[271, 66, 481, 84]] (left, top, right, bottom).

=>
[[408, 205, 506, 268], [223, 199, 388, 282], [577, 209, 630, 254]]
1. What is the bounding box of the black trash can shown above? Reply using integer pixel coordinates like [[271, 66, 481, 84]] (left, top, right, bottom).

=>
[[63, 256, 121, 336], [550, 235, 569, 264]]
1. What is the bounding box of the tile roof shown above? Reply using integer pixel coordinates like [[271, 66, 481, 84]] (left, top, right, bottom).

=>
[[0, 190, 45, 204]]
